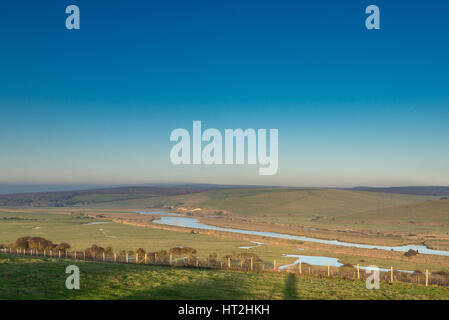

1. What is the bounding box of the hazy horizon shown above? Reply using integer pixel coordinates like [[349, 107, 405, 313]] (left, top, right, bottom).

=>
[[1, 182, 449, 195]]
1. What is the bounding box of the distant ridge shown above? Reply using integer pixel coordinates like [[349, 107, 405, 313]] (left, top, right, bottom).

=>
[[0, 182, 281, 195], [350, 186, 449, 196], [0, 184, 281, 207]]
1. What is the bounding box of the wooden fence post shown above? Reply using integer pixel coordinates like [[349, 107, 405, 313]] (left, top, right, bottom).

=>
[[114, 253, 117, 263], [170, 254, 173, 266], [126, 253, 129, 263], [274, 260, 277, 272], [136, 253, 139, 264], [83, 251, 86, 260], [426, 270, 429, 287], [144, 253, 148, 264], [250, 258, 253, 271], [227, 257, 231, 269], [390, 267, 394, 283], [357, 264, 360, 280], [328, 262, 330, 277], [299, 260, 302, 275], [74, 251, 77, 259], [196, 258, 199, 267], [103, 252, 105, 262]]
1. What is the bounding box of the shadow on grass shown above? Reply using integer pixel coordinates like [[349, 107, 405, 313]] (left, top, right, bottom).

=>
[[283, 274, 298, 300]]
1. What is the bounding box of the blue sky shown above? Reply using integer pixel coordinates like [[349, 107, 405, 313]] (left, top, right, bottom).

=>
[[0, 0, 448, 187]]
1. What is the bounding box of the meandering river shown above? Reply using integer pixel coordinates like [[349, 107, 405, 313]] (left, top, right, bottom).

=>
[[146, 215, 449, 257]]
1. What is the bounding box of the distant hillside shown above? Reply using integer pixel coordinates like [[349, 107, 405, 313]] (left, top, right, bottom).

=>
[[0, 184, 114, 195], [0, 186, 217, 207], [351, 186, 449, 197], [0, 183, 273, 195], [0, 184, 274, 207], [193, 188, 435, 227], [324, 197, 449, 229]]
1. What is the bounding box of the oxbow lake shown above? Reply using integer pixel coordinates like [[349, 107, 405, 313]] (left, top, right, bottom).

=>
[[279, 254, 414, 273]]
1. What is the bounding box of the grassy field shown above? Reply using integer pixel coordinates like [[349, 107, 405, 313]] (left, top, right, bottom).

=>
[[194, 188, 437, 225], [324, 197, 449, 229], [0, 210, 298, 265], [1, 254, 448, 300]]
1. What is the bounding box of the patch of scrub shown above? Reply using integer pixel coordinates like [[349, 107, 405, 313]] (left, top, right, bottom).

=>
[[238, 241, 264, 250]]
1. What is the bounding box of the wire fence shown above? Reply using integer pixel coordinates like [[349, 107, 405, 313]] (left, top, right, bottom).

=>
[[1, 247, 448, 288]]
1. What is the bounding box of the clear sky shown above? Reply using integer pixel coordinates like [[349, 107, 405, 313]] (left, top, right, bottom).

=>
[[0, 0, 448, 187]]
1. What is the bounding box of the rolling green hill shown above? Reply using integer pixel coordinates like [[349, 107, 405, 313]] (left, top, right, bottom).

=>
[[194, 188, 436, 225], [323, 198, 449, 229]]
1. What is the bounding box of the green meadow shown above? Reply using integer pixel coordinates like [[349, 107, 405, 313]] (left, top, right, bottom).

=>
[[195, 189, 440, 228], [0, 211, 296, 265], [1, 254, 448, 300]]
